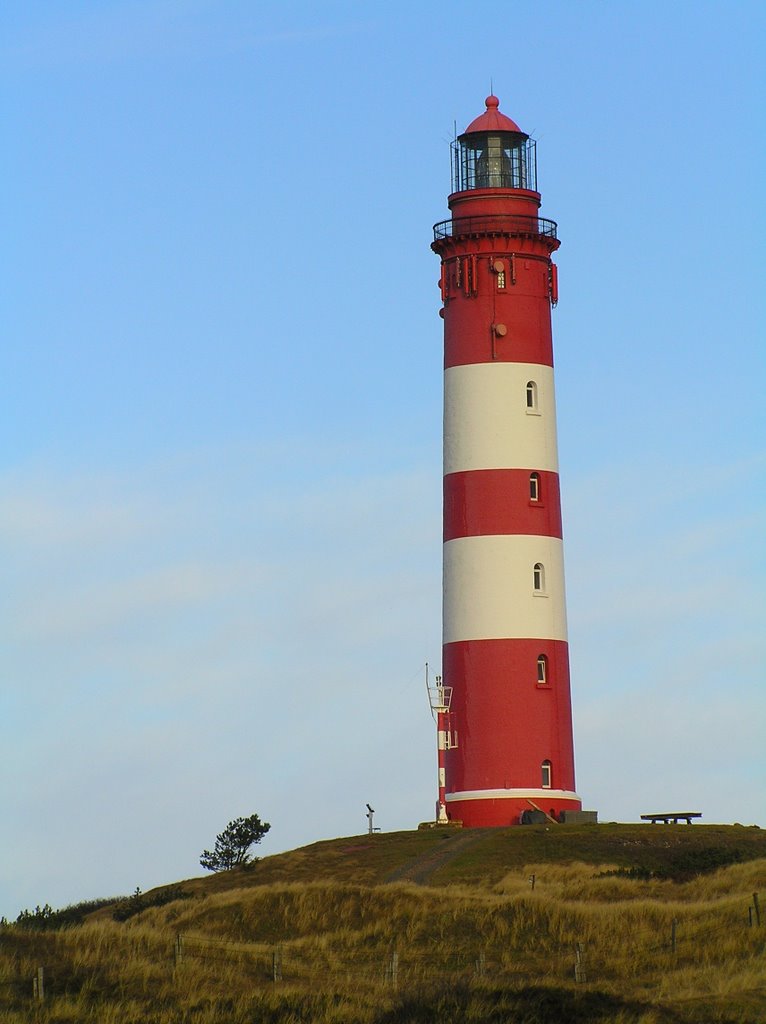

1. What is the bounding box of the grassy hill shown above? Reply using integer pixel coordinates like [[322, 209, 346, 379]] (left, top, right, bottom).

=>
[[2, 823, 765, 1023]]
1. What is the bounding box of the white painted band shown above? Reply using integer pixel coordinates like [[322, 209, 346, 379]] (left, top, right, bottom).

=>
[[443, 534, 568, 643], [446, 789, 580, 803], [444, 362, 560, 475]]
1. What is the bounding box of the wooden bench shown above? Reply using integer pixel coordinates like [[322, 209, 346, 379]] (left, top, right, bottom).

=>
[[640, 812, 702, 825]]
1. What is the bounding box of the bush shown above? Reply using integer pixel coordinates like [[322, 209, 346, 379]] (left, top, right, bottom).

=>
[[200, 813, 271, 872], [112, 885, 192, 922], [13, 897, 118, 931]]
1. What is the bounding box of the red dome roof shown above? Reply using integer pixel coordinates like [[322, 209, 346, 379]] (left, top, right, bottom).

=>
[[462, 95, 524, 135]]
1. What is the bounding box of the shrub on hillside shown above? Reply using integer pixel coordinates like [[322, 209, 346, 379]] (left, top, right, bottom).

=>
[[10, 896, 118, 931], [112, 885, 192, 922], [599, 845, 745, 883], [200, 813, 271, 871]]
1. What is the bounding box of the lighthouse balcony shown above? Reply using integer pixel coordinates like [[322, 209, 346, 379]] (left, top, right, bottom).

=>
[[433, 213, 558, 244]]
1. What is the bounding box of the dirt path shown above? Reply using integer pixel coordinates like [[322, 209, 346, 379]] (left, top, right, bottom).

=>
[[383, 830, 488, 885]]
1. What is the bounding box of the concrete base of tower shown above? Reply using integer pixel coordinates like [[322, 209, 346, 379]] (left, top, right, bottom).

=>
[[445, 789, 581, 828]]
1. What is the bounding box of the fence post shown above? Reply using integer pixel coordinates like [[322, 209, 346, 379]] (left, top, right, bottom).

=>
[[272, 946, 282, 982], [574, 943, 586, 983], [753, 893, 761, 927], [748, 906, 753, 927], [671, 919, 677, 953], [174, 934, 184, 967], [475, 951, 486, 977], [529, 873, 536, 891], [32, 967, 44, 1001], [387, 949, 399, 989]]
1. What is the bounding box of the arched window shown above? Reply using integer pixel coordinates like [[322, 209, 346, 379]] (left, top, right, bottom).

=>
[[533, 562, 545, 593], [537, 654, 548, 685], [541, 760, 552, 788], [525, 380, 538, 410], [529, 472, 540, 502]]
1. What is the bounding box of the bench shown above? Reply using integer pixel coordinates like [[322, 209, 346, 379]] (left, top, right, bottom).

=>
[[640, 812, 702, 825]]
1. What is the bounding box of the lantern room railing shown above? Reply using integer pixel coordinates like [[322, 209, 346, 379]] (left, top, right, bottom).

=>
[[433, 214, 558, 243]]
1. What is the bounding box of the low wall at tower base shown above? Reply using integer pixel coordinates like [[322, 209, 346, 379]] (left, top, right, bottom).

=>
[[521, 809, 598, 825], [559, 809, 598, 825]]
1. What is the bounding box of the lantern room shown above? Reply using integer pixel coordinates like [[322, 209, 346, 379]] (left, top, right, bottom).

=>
[[450, 95, 537, 194]]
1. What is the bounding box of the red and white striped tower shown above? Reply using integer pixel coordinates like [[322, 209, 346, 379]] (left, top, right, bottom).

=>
[[431, 96, 581, 827]]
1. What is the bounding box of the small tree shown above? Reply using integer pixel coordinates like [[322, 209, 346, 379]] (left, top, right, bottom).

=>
[[200, 813, 271, 872]]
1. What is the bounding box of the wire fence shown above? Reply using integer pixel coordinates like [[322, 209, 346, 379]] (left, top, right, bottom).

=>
[[171, 902, 765, 991], [4, 892, 763, 1005]]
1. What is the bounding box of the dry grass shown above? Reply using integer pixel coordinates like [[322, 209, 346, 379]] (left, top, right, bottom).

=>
[[1, 826, 765, 1023], [495, 856, 766, 901]]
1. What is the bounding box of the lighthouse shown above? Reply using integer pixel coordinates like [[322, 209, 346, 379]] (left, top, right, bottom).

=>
[[431, 96, 581, 827]]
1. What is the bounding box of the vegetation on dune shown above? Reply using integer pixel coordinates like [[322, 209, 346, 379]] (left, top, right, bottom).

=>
[[1, 825, 764, 1023], [199, 812, 271, 872], [7, 897, 118, 931], [112, 885, 194, 922]]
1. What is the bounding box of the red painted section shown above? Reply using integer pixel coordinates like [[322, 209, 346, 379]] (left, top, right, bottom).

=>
[[447, 189, 541, 220], [443, 638, 577, 796], [463, 95, 523, 135], [446, 795, 582, 828], [444, 470, 562, 541], [442, 258, 555, 368]]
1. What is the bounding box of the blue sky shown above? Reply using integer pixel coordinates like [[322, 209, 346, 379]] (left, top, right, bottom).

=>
[[1, 0, 764, 918]]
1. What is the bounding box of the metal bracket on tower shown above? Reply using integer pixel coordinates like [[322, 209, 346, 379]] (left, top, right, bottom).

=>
[[427, 676, 452, 717]]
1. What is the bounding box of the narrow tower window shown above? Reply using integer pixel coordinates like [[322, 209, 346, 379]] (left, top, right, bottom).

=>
[[533, 562, 545, 593], [526, 380, 538, 411], [537, 654, 548, 685], [541, 760, 552, 788], [491, 259, 506, 289], [529, 472, 540, 502]]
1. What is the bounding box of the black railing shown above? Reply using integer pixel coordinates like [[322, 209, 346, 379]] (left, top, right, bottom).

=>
[[433, 214, 557, 243]]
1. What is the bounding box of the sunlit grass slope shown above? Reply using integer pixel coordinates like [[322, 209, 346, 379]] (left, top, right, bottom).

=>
[[2, 824, 764, 1023]]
